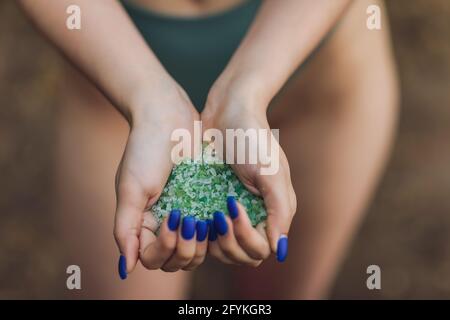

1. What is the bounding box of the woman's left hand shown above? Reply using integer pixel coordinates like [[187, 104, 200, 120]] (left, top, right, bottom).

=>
[[201, 81, 297, 266]]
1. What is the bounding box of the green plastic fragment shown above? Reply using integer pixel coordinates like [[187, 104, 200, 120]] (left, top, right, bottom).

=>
[[152, 157, 267, 227]]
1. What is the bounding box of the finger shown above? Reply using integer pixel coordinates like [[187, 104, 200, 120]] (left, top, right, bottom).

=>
[[227, 196, 271, 260], [182, 219, 209, 271], [213, 211, 262, 267], [162, 215, 197, 272], [256, 172, 296, 263], [255, 220, 269, 242], [114, 184, 148, 279], [139, 211, 158, 250], [207, 219, 234, 264], [139, 209, 180, 270]]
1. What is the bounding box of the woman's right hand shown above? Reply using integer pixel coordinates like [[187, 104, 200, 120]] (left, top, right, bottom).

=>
[[113, 84, 207, 278]]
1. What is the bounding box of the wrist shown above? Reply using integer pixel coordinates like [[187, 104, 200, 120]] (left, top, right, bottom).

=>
[[205, 68, 273, 116], [126, 79, 194, 128]]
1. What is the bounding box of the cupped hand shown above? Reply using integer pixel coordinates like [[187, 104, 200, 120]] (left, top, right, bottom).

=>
[[114, 85, 208, 278], [201, 88, 297, 266]]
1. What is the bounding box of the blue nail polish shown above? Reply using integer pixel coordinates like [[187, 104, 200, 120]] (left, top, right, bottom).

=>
[[168, 209, 181, 231], [196, 220, 208, 242], [207, 219, 217, 241], [213, 211, 228, 236], [277, 236, 288, 262], [118, 255, 127, 280], [181, 216, 196, 240], [227, 196, 239, 219]]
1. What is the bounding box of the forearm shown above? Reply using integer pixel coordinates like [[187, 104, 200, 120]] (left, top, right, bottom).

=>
[[211, 0, 352, 108], [19, 0, 176, 122]]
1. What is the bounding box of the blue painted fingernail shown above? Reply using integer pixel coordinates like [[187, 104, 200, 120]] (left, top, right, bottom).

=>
[[277, 236, 288, 262], [168, 209, 181, 231], [118, 255, 127, 280], [196, 220, 208, 242], [181, 216, 196, 240], [207, 219, 217, 241], [227, 196, 238, 219], [213, 211, 228, 236]]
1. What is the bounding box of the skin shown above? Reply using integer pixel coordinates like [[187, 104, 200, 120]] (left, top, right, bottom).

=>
[[236, 0, 399, 298], [19, 0, 398, 298], [19, 0, 205, 275]]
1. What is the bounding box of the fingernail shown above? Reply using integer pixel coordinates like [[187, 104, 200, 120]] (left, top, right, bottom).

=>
[[276, 235, 288, 262], [227, 196, 238, 219], [168, 209, 181, 231], [207, 219, 217, 241], [181, 216, 196, 240], [196, 220, 208, 242], [118, 255, 127, 280], [213, 211, 228, 236]]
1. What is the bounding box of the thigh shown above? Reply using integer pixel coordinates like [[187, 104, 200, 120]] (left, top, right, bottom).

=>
[[55, 70, 191, 299], [234, 0, 399, 299]]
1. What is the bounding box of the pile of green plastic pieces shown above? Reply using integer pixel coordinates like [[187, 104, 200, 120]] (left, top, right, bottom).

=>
[[152, 157, 267, 226]]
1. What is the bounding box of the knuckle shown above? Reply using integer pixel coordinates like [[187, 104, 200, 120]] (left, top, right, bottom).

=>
[[262, 248, 271, 259], [160, 237, 176, 252], [250, 260, 263, 268], [113, 229, 121, 244], [140, 257, 158, 270], [194, 249, 206, 260], [290, 192, 298, 214], [113, 227, 127, 246], [195, 256, 206, 266], [234, 232, 247, 244], [113, 224, 123, 238], [220, 243, 235, 257], [184, 258, 204, 271], [182, 265, 196, 271], [289, 208, 296, 219], [208, 246, 222, 259], [176, 251, 194, 263], [244, 259, 262, 268], [141, 262, 156, 271], [252, 248, 270, 260], [161, 266, 179, 273]]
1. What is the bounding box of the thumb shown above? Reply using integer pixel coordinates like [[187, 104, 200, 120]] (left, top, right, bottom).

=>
[[257, 176, 296, 263], [114, 187, 147, 279]]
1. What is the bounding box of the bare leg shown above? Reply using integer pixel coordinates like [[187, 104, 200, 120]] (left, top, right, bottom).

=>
[[55, 69, 191, 299], [234, 0, 399, 299]]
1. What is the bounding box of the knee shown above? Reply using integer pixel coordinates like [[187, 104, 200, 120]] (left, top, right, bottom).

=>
[[340, 64, 401, 120]]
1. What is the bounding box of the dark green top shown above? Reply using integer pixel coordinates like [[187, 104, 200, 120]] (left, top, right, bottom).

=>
[[121, 0, 262, 112]]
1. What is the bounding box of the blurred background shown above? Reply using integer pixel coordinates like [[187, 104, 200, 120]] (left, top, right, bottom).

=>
[[0, 0, 449, 299]]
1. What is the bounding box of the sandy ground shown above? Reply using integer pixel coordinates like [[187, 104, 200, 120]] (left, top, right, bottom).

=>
[[0, 0, 449, 299]]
